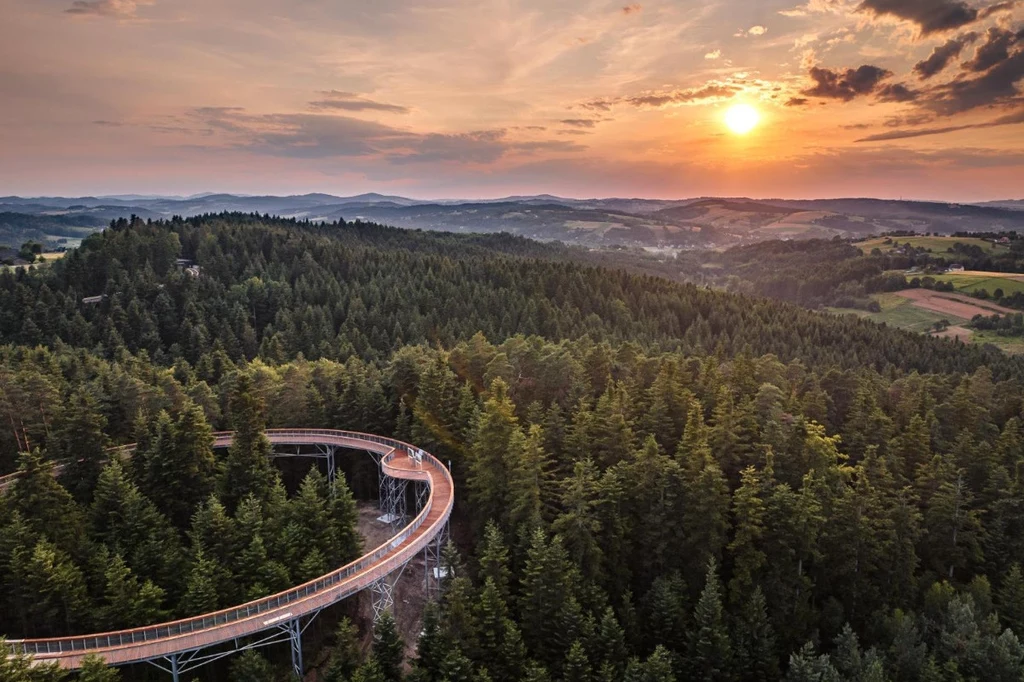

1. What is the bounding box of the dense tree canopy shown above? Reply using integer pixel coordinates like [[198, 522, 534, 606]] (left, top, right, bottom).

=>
[[3, 215, 1024, 680]]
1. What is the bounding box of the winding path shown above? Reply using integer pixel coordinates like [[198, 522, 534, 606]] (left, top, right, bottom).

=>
[[4, 429, 454, 675]]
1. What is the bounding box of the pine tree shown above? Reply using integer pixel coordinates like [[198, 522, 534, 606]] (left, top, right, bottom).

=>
[[677, 407, 731, 586], [998, 563, 1024, 635], [784, 643, 840, 682], [831, 624, 865, 681], [99, 553, 166, 629], [588, 384, 635, 468], [552, 459, 604, 588], [687, 558, 732, 682], [10, 449, 86, 559], [78, 656, 121, 682], [220, 374, 278, 511], [90, 460, 184, 591], [18, 539, 90, 636], [330, 471, 363, 563], [506, 425, 551, 533], [476, 578, 526, 682], [562, 640, 593, 682], [375, 611, 405, 682], [324, 617, 362, 682], [729, 466, 767, 602], [410, 603, 447, 682], [477, 521, 512, 602], [54, 387, 108, 504], [289, 468, 342, 566], [918, 454, 983, 580], [594, 607, 629, 678], [519, 529, 580, 669], [732, 587, 778, 682], [229, 649, 276, 682], [180, 547, 222, 615], [138, 403, 216, 527], [468, 379, 519, 531], [624, 646, 675, 682]]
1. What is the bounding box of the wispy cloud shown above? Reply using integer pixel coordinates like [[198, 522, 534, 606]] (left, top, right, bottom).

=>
[[186, 107, 585, 164], [308, 91, 410, 114], [65, 0, 149, 18], [857, 106, 1024, 141], [583, 82, 741, 110]]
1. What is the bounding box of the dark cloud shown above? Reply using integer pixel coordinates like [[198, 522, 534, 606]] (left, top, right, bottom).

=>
[[802, 65, 893, 101], [963, 27, 1021, 72], [579, 99, 614, 111], [786, 97, 810, 106], [928, 47, 1024, 113], [622, 4, 642, 14], [857, 105, 1024, 140], [877, 83, 920, 102], [65, 0, 143, 17], [557, 129, 591, 135], [308, 91, 410, 114], [92, 120, 123, 127], [560, 119, 598, 128], [857, 0, 980, 35], [914, 33, 979, 79], [980, 1, 1020, 18]]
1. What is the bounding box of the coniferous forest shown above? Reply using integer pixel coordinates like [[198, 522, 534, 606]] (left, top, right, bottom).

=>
[[3, 214, 1024, 681]]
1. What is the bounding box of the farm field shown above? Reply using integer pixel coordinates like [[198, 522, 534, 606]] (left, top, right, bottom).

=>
[[856, 235, 1005, 258], [827, 289, 1024, 353], [827, 292, 968, 334], [938, 271, 1024, 296], [895, 288, 1014, 318], [0, 251, 66, 273]]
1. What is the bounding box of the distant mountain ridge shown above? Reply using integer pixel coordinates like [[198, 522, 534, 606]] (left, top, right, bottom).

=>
[[2, 193, 1023, 251]]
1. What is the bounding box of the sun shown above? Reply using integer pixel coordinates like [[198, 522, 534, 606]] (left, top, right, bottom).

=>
[[724, 103, 760, 135]]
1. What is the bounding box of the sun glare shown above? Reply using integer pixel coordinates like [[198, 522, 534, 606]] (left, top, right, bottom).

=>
[[724, 103, 760, 135]]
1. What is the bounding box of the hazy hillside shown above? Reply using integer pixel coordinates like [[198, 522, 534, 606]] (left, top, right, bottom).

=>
[[4, 193, 1024, 250]]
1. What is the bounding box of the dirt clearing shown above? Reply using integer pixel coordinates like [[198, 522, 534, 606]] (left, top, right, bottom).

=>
[[933, 325, 974, 342], [895, 289, 1015, 320]]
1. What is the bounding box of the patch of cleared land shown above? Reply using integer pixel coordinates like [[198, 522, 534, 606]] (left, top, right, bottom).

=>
[[827, 292, 967, 333], [856, 236, 1005, 258], [894, 288, 1015, 319], [827, 289, 1024, 354], [933, 325, 973, 343]]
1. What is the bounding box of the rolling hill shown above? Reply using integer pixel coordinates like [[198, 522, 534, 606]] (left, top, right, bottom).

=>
[[3, 193, 1024, 250]]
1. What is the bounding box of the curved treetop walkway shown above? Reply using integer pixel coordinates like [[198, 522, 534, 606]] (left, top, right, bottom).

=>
[[3, 429, 454, 679]]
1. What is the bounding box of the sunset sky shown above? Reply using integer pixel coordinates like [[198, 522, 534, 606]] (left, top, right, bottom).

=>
[[1, 0, 1023, 200]]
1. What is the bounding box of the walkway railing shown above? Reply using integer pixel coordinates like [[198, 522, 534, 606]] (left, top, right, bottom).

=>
[[5, 429, 454, 666]]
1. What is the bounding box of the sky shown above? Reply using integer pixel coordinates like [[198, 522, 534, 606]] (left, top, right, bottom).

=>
[[1, 0, 1023, 200]]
